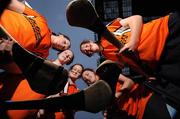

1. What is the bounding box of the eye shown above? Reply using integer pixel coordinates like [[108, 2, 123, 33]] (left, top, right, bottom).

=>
[[78, 70, 82, 74]]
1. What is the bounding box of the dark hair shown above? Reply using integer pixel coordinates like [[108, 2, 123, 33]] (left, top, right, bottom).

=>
[[82, 68, 95, 74], [82, 68, 96, 86], [80, 40, 93, 57], [82, 68, 96, 79], [69, 63, 84, 71], [0, 0, 10, 15], [52, 32, 70, 41], [52, 32, 58, 36], [69, 63, 84, 78], [52, 32, 71, 51]]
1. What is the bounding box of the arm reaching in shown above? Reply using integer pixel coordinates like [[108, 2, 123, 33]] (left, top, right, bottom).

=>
[[115, 74, 135, 98], [7, 0, 25, 13], [0, 38, 22, 74], [119, 15, 143, 53]]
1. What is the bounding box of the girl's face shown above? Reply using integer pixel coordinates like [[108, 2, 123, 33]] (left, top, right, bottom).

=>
[[51, 34, 70, 51], [82, 70, 97, 85], [58, 50, 73, 64], [69, 64, 83, 81], [80, 42, 97, 56]]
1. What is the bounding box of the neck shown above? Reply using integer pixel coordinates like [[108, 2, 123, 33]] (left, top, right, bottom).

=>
[[98, 44, 104, 52], [51, 35, 56, 42], [96, 74, 100, 81], [53, 60, 62, 66], [69, 78, 76, 84]]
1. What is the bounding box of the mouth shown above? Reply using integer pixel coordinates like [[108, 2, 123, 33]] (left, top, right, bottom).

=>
[[86, 50, 92, 55], [87, 80, 91, 84], [71, 71, 77, 75]]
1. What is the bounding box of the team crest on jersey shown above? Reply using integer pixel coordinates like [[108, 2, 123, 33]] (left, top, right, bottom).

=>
[[113, 26, 131, 44], [113, 26, 131, 36]]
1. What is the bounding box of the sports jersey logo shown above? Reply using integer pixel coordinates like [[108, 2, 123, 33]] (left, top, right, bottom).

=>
[[113, 26, 131, 36], [113, 26, 131, 44], [24, 15, 42, 48]]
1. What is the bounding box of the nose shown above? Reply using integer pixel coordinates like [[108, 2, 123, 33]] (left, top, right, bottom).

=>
[[65, 54, 70, 58], [61, 45, 66, 50], [85, 47, 90, 52]]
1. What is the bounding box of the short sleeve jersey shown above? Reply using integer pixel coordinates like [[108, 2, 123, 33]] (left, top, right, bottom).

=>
[[101, 16, 169, 67], [100, 16, 169, 119]]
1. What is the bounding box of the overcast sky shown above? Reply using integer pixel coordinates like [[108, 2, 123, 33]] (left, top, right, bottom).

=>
[[28, 0, 103, 119]]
